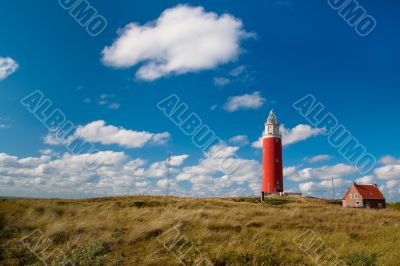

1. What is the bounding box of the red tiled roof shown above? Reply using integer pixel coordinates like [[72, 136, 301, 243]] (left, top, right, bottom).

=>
[[355, 184, 385, 200], [342, 184, 385, 200]]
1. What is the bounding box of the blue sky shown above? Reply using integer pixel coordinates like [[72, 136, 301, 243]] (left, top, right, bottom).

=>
[[0, 0, 399, 200]]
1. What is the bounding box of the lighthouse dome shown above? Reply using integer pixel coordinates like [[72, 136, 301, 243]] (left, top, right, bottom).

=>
[[266, 110, 278, 124]]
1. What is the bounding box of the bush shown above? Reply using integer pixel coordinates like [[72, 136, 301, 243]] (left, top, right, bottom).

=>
[[68, 240, 111, 266], [50, 230, 70, 244], [208, 224, 242, 233], [262, 198, 292, 206], [218, 251, 283, 266], [0, 213, 5, 231], [344, 252, 378, 266], [389, 202, 400, 210], [129, 201, 163, 208]]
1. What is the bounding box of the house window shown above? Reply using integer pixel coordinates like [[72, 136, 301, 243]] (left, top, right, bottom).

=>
[[354, 193, 358, 199], [349, 194, 352, 200]]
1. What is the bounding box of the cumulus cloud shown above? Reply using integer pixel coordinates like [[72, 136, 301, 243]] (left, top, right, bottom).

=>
[[374, 155, 400, 180], [299, 178, 351, 195], [0, 150, 193, 197], [176, 144, 261, 196], [304, 154, 332, 163], [75, 121, 170, 148], [228, 135, 249, 146], [281, 124, 323, 146], [102, 5, 254, 81], [251, 124, 323, 148], [283, 166, 297, 177], [45, 120, 170, 149], [379, 155, 400, 165], [0, 57, 18, 80], [374, 165, 400, 180], [285, 163, 357, 182], [355, 175, 375, 184], [168, 154, 189, 166], [223, 91, 265, 112], [0, 145, 258, 198]]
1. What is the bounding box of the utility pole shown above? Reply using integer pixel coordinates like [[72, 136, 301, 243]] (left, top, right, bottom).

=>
[[331, 177, 335, 200], [166, 152, 172, 197]]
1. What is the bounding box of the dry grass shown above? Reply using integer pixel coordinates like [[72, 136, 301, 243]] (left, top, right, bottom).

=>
[[0, 196, 399, 265]]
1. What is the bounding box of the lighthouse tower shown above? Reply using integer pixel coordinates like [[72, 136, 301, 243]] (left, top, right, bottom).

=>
[[261, 110, 283, 201]]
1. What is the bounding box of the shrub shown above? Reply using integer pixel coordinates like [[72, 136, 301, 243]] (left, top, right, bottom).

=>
[[219, 251, 283, 266], [130, 228, 163, 244], [344, 252, 378, 266], [389, 202, 400, 210], [246, 222, 264, 228], [34, 206, 45, 215], [50, 207, 64, 217], [0, 213, 5, 231], [262, 198, 292, 206], [129, 201, 163, 208], [50, 230, 70, 244], [68, 240, 111, 266], [208, 224, 242, 233]]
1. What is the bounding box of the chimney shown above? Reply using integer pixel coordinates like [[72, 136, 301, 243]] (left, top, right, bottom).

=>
[[374, 183, 378, 188], [353, 182, 357, 186]]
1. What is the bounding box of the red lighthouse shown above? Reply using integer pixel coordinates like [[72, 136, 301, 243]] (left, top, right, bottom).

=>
[[261, 110, 283, 200]]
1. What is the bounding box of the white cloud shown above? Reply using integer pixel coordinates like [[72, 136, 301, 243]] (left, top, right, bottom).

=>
[[43, 134, 63, 145], [251, 124, 324, 148], [286, 163, 357, 182], [44, 120, 170, 149], [386, 180, 398, 190], [374, 155, 400, 180], [379, 155, 400, 165], [214, 77, 230, 87], [374, 165, 400, 180], [223, 91, 265, 112], [283, 166, 296, 177], [95, 94, 121, 110], [108, 103, 121, 110], [102, 5, 254, 81], [75, 121, 170, 148], [355, 175, 375, 184], [281, 124, 323, 146], [304, 154, 332, 163], [228, 135, 249, 146], [0, 150, 182, 197], [168, 154, 189, 166], [229, 65, 246, 77], [213, 65, 251, 87], [299, 178, 350, 195], [0, 57, 18, 80], [156, 179, 169, 188], [176, 144, 261, 196], [0, 145, 258, 198]]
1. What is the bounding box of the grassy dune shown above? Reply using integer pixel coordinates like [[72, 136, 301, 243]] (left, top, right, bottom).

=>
[[1, 196, 399, 265]]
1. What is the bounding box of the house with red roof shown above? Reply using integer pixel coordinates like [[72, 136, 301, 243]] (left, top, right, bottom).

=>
[[342, 183, 386, 209]]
